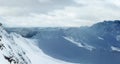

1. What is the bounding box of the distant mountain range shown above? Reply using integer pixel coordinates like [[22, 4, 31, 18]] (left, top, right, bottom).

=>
[[5, 20, 120, 64]]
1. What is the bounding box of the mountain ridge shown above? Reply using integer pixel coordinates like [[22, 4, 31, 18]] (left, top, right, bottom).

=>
[[3, 20, 120, 64]]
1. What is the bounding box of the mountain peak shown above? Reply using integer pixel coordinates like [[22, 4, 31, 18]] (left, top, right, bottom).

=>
[[90, 20, 120, 33], [92, 20, 120, 27]]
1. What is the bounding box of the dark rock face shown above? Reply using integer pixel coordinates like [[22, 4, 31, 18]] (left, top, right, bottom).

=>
[[5, 20, 120, 64]]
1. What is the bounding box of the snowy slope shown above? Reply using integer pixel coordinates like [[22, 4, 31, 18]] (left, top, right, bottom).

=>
[[0, 26, 31, 64], [4, 20, 120, 64], [0, 26, 74, 64], [63, 37, 95, 51], [11, 33, 74, 64]]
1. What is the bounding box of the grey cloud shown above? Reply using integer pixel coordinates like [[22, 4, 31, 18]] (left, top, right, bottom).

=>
[[0, 0, 76, 16], [0, 0, 120, 27]]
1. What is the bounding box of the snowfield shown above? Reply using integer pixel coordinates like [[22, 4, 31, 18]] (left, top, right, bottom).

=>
[[64, 37, 95, 51], [0, 26, 75, 64], [11, 33, 74, 64]]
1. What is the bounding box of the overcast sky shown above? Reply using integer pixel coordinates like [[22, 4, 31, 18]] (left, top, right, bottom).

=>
[[0, 0, 120, 27]]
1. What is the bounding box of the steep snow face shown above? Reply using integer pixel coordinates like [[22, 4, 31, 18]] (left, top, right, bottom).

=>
[[0, 26, 31, 64], [0, 26, 73, 64]]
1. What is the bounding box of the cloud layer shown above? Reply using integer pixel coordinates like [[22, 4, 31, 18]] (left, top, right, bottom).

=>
[[0, 0, 120, 27]]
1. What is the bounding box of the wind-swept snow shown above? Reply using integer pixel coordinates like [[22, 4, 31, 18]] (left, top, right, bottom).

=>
[[98, 37, 104, 40], [111, 46, 120, 52], [64, 37, 95, 51]]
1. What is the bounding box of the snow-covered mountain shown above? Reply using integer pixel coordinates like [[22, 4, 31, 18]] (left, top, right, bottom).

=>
[[5, 20, 120, 64], [0, 25, 72, 64], [0, 26, 31, 64]]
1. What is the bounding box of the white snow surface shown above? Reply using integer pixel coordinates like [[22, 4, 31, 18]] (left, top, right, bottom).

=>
[[0, 26, 75, 64], [98, 37, 104, 40], [11, 33, 74, 64], [64, 37, 95, 51], [0, 26, 31, 64], [111, 46, 120, 52]]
